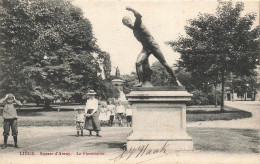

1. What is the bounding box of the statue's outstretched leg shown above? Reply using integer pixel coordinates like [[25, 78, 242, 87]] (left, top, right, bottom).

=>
[[151, 44, 179, 86], [134, 49, 149, 87], [160, 61, 179, 86]]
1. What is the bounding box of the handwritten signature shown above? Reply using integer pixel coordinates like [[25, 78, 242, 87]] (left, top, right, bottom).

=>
[[110, 141, 169, 162]]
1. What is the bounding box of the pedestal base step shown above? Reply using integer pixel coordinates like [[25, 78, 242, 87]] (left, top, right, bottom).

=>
[[127, 132, 193, 152]]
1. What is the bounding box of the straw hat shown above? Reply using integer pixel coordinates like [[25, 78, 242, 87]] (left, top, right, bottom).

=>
[[87, 90, 97, 95]]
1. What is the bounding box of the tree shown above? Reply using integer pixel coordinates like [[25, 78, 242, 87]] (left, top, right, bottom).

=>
[[0, 0, 37, 101], [95, 79, 120, 101], [121, 72, 139, 94], [174, 67, 195, 92], [151, 61, 174, 86], [228, 71, 258, 101], [151, 61, 212, 92], [167, 0, 259, 111], [0, 0, 113, 108]]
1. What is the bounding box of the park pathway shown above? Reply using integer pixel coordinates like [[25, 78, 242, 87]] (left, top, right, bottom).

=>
[[187, 101, 260, 129]]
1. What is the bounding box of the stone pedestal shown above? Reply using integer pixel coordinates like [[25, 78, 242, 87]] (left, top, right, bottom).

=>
[[126, 87, 193, 152]]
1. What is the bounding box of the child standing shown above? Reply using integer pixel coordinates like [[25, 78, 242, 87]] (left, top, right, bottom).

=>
[[116, 101, 126, 126], [107, 100, 115, 126], [0, 94, 22, 149], [74, 108, 85, 137], [99, 102, 107, 126], [126, 105, 133, 127]]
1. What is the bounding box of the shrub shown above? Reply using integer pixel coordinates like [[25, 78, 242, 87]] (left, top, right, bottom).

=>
[[188, 89, 220, 106]]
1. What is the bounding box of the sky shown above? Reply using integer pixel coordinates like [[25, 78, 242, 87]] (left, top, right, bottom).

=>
[[72, 0, 259, 75]]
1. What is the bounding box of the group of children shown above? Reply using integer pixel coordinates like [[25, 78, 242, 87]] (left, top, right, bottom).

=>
[[75, 99, 133, 137], [74, 98, 133, 137], [99, 100, 133, 127]]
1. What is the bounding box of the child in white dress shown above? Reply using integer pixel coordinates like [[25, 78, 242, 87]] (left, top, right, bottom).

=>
[[99, 102, 107, 126], [107, 100, 116, 126]]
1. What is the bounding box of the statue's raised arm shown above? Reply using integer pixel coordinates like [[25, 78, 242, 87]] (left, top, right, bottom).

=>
[[126, 7, 142, 18]]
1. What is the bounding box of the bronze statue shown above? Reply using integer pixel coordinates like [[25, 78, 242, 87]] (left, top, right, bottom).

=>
[[122, 7, 179, 87]]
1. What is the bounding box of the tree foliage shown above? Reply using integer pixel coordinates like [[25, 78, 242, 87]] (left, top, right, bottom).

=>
[[174, 67, 197, 92], [0, 0, 114, 105], [151, 61, 174, 86], [228, 71, 258, 99], [167, 0, 259, 111], [121, 72, 138, 94]]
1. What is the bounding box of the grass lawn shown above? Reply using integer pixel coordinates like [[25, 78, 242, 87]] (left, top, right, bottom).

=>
[[0, 105, 252, 127], [187, 106, 252, 122], [188, 127, 259, 153]]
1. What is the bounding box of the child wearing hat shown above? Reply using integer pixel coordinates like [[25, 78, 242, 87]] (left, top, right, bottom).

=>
[[0, 94, 22, 149], [74, 107, 85, 137]]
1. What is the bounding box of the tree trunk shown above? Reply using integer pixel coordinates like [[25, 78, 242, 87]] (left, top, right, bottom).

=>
[[214, 84, 218, 108], [220, 70, 225, 112]]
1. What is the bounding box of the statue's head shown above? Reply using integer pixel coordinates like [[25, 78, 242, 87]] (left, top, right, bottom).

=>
[[122, 16, 133, 28]]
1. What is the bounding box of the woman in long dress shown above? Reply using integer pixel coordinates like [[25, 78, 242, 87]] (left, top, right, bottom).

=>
[[85, 90, 101, 137]]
